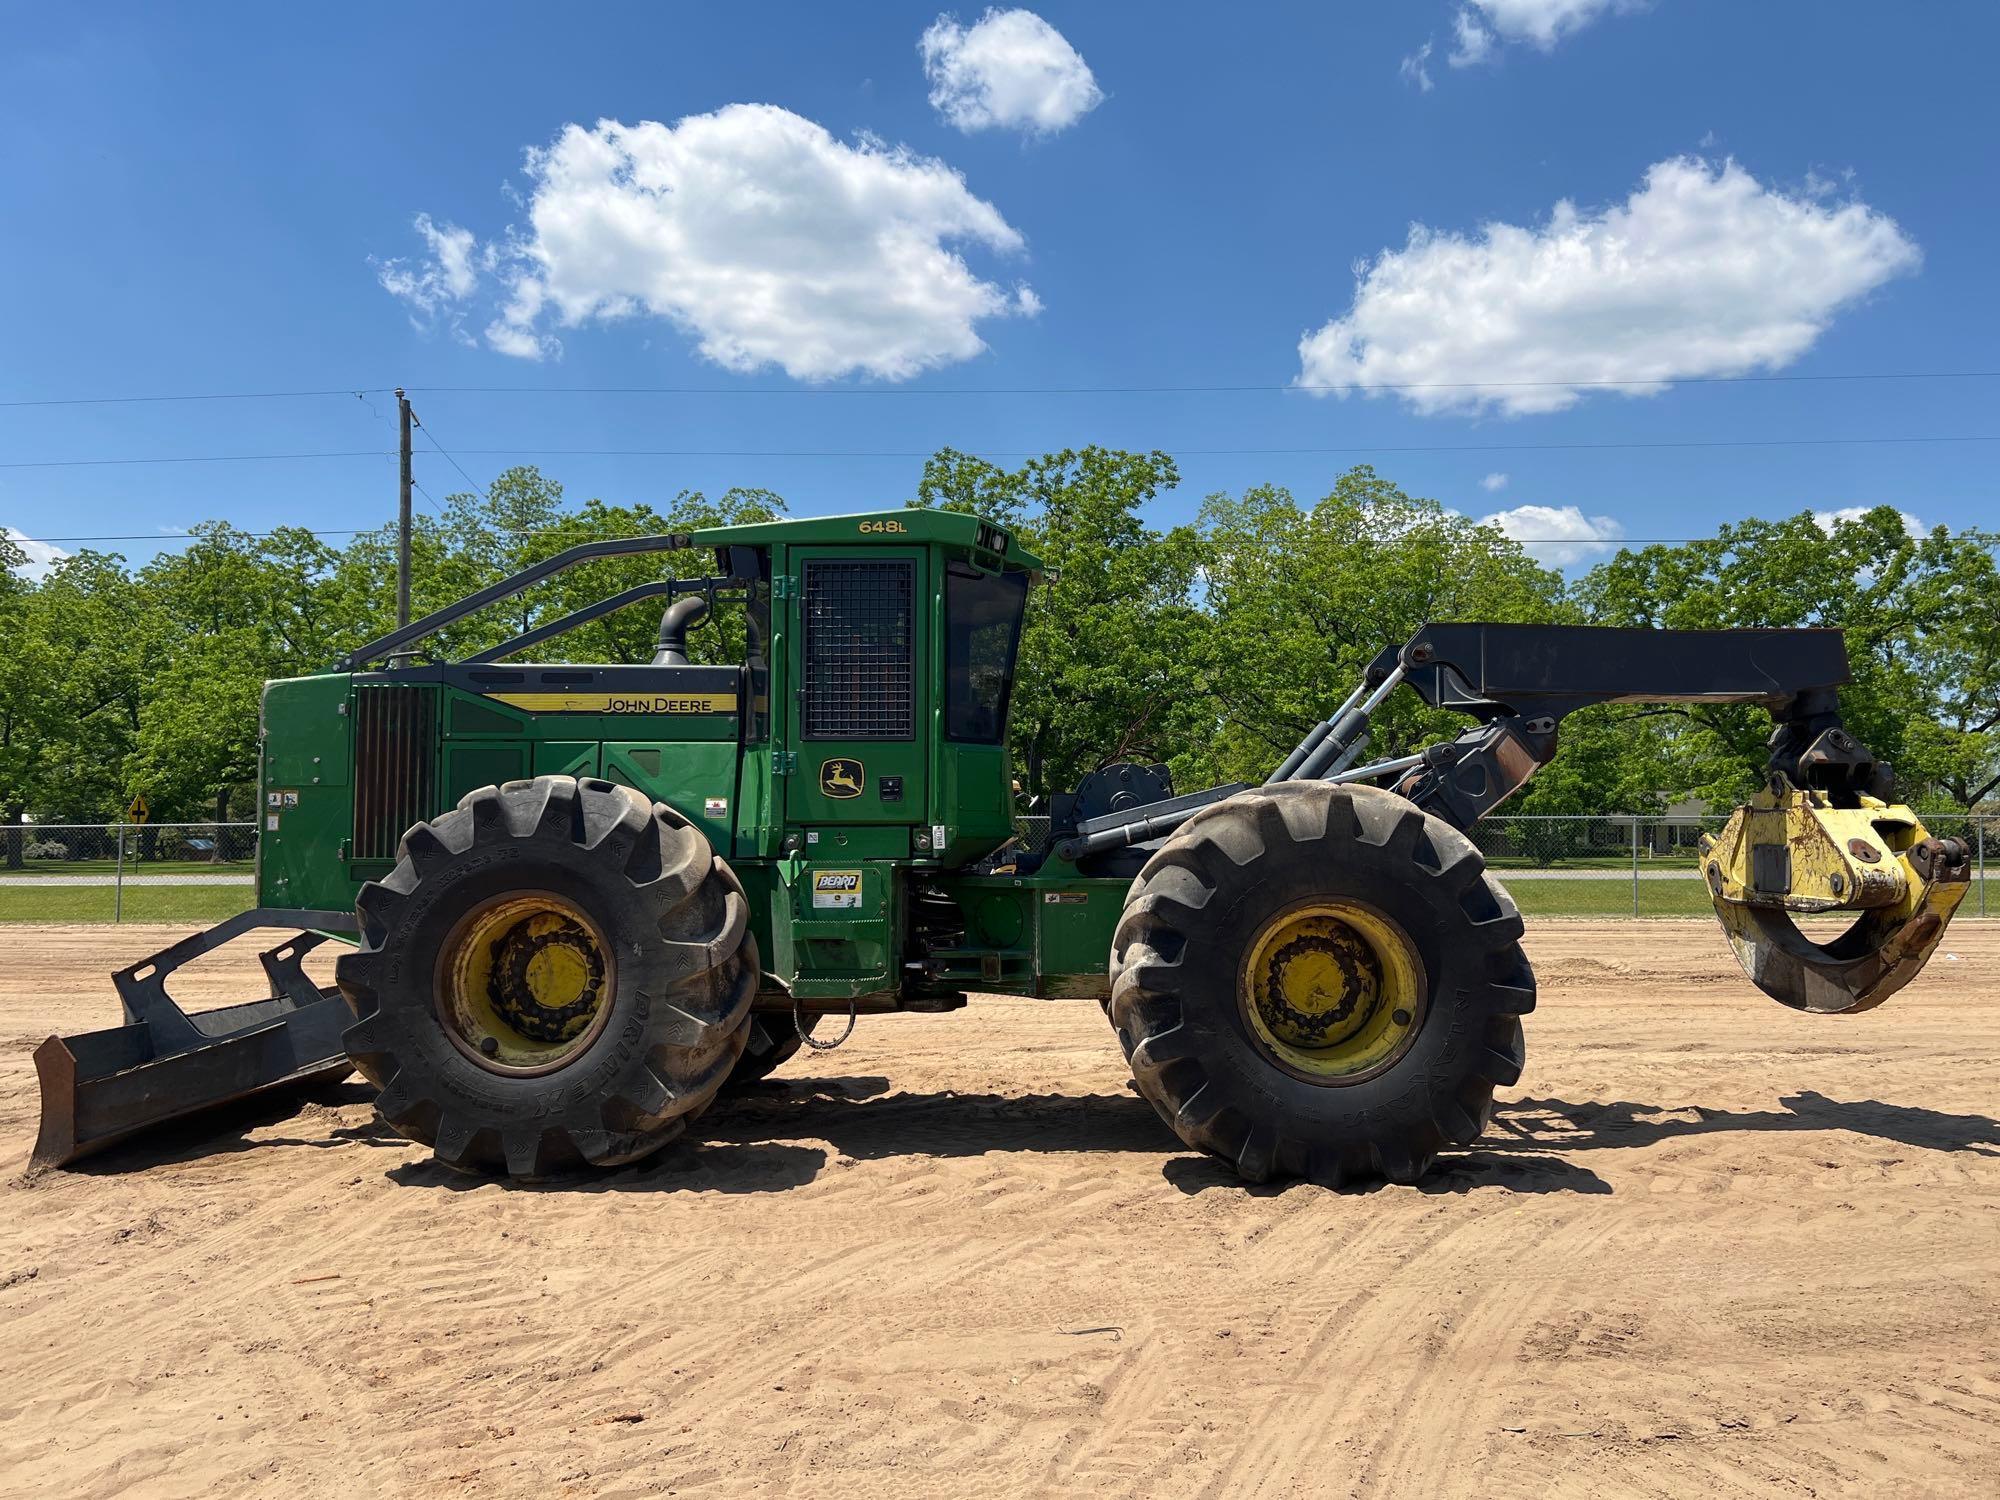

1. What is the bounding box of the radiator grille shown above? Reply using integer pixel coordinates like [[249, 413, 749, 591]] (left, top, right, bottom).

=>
[[803, 560, 914, 739], [352, 684, 438, 860]]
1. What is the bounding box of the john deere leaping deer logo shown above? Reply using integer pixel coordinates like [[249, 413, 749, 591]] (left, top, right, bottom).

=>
[[819, 758, 865, 799]]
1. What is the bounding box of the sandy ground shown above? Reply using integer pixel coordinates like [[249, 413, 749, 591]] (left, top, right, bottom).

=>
[[0, 920, 1995, 1500]]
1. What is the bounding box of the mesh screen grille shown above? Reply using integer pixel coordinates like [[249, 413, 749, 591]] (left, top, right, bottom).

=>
[[803, 560, 915, 738], [352, 684, 438, 860]]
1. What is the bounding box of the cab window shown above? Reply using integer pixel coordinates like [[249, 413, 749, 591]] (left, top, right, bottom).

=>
[[944, 562, 1028, 743]]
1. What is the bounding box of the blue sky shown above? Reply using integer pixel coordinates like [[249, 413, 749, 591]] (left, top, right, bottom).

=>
[[3, 2, 1994, 573]]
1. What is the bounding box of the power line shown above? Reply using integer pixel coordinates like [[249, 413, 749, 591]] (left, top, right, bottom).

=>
[[407, 371, 2000, 396], [7, 433, 1999, 469], [0, 450, 389, 469], [446, 435, 2000, 458], [2, 369, 1999, 408], [21, 523, 1995, 546], [412, 414, 490, 498], [0, 388, 394, 410]]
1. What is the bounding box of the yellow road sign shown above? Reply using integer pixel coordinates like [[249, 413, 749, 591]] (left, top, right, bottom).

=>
[[126, 794, 149, 825]]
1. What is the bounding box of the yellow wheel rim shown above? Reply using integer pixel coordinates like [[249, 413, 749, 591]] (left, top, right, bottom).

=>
[[436, 892, 615, 1075], [1239, 900, 1425, 1082]]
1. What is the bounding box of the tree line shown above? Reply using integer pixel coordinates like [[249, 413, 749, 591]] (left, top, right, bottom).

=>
[[3, 451, 1996, 845]]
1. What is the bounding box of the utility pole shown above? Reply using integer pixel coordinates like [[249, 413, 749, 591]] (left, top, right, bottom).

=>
[[396, 387, 414, 628]]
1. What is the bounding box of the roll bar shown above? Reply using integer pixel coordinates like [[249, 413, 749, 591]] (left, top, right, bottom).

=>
[[334, 536, 769, 670]]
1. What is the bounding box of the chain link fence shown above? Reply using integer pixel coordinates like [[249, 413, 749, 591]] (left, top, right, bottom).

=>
[[1, 812, 1991, 923], [0, 823, 258, 923], [1001, 810, 1993, 919]]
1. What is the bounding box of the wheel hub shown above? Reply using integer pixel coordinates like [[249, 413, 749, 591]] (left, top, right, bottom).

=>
[[1240, 902, 1424, 1082], [488, 918, 604, 1042], [437, 894, 614, 1074]]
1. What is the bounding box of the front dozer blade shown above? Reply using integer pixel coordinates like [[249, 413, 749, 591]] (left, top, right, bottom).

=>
[[29, 908, 360, 1171], [1700, 781, 1972, 1015]]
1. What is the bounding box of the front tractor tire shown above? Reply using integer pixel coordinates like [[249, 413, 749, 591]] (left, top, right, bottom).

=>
[[724, 1013, 819, 1089], [335, 776, 756, 1180], [1108, 781, 1536, 1187]]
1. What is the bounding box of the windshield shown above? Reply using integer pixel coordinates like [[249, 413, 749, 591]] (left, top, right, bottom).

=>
[[944, 562, 1028, 743]]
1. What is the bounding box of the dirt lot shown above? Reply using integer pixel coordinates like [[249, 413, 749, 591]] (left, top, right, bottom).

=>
[[1, 920, 1995, 1499]]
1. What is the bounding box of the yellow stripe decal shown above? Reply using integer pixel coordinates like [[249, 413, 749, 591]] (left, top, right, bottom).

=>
[[485, 691, 739, 715]]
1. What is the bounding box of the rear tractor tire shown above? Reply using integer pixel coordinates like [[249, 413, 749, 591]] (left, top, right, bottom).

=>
[[335, 776, 757, 1180], [1108, 781, 1536, 1187]]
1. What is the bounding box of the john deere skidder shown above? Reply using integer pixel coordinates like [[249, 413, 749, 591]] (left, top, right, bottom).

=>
[[32, 508, 1973, 1184]]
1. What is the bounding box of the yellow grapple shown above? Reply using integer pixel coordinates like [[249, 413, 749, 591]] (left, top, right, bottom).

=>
[[1698, 775, 1973, 1014]]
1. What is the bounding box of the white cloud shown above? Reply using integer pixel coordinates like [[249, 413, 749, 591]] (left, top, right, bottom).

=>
[[1419, 1, 1644, 86], [1812, 505, 1928, 539], [1400, 40, 1436, 91], [1447, 8, 1497, 66], [921, 9, 1103, 135], [374, 214, 479, 320], [382, 105, 1036, 379], [1480, 471, 1510, 491], [1458, 0, 1640, 59], [1478, 503, 1624, 566], [1297, 156, 1920, 417], [4, 526, 69, 580]]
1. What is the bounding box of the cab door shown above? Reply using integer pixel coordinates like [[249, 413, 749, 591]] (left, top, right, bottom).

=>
[[785, 548, 928, 828]]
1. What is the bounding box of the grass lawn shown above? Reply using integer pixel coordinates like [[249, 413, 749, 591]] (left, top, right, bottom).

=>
[[0, 858, 252, 878], [1483, 855, 1702, 871], [1501, 877, 1717, 917], [0, 886, 255, 924], [0, 873, 1985, 926], [1500, 875, 1992, 919]]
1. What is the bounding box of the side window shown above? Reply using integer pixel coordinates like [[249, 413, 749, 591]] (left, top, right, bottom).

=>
[[802, 559, 915, 739], [944, 563, 1028, 743]]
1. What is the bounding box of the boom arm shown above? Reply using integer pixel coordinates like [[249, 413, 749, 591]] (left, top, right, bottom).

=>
[[1060, 621, 1874, 856], [1371, 623, 1885, 832]]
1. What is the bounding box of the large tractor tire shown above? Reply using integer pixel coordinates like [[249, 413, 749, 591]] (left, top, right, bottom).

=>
[[723, 1013, 818, 1089], [1108, 781, 1536, 1186], [335, 776, 756, 1180]]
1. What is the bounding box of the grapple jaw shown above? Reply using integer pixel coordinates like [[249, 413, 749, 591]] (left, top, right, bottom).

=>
[[1699, 778, 1972, 1014]]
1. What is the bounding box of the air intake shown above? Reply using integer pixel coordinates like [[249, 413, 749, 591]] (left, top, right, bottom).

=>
[[802, 559, 915, 739], [352, 683, 438, 860]]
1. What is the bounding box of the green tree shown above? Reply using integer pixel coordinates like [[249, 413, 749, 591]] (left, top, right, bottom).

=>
[[1186, 467, 1570, 790], [127, 523, 350, 823], [0, 549, 145, 841], [1572, 507, 2000, 808], [911, 446, 1199, 801]]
